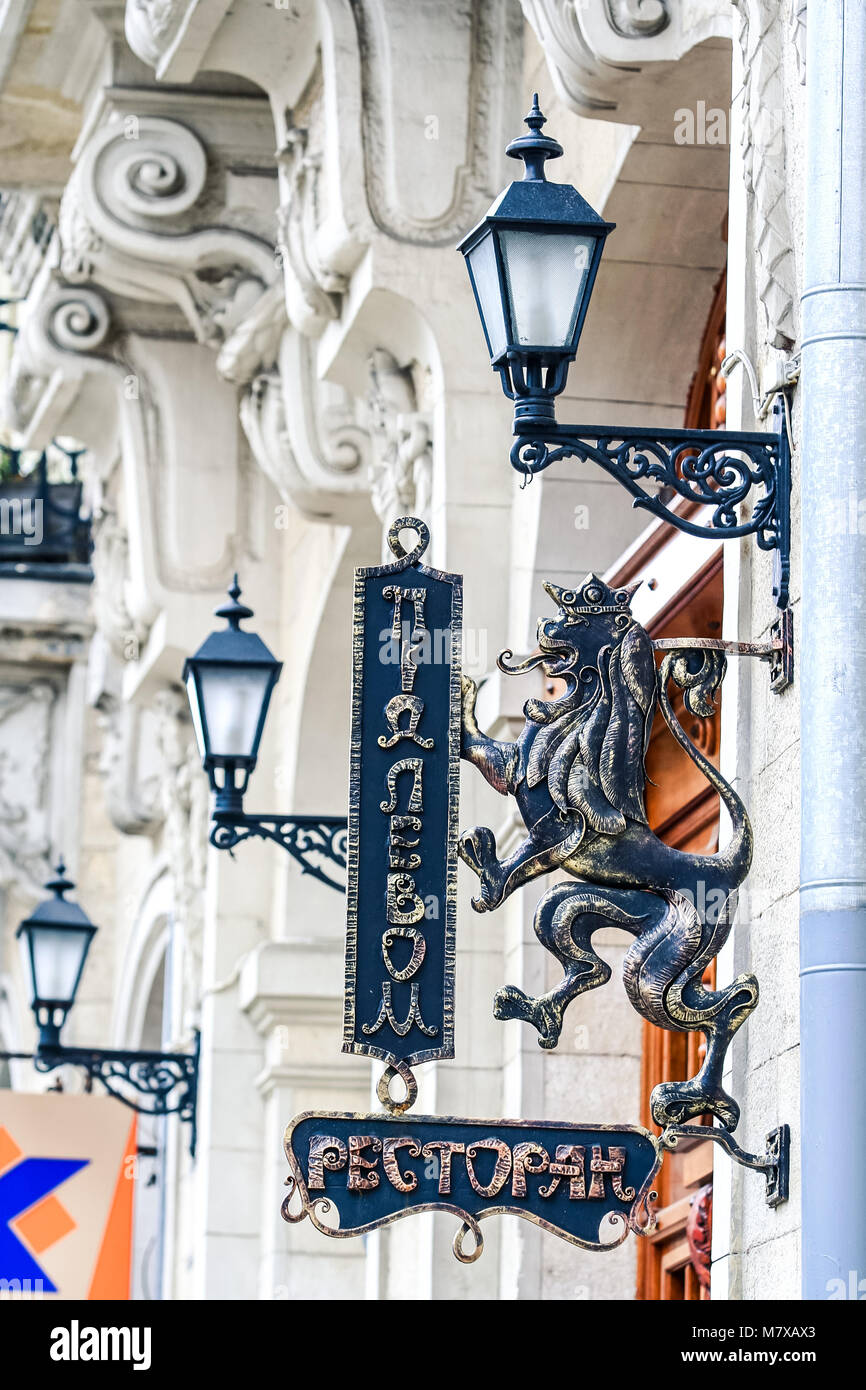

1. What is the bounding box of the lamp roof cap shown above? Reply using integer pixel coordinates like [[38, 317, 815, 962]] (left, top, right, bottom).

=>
[[18, 861, 96, 932], [184, 575, 282, 673]]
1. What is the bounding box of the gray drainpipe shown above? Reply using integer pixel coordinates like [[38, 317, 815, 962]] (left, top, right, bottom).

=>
[[800, 0, 866, 1299]]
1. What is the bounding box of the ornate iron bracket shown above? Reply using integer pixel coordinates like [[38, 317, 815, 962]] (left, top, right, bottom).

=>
[[0, 1031, 200, 1157], [653, 608, 794, 693], [509, 401, 791, 609], [661, 1122, 790, 1208], [210, 812, 347, 893]]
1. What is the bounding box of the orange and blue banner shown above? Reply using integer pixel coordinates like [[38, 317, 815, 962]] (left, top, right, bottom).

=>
[[0, 1092, 136, 1299]]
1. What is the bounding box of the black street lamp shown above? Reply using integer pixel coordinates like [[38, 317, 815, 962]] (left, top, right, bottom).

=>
[[459, 97, 794, 621], [185, 578, 347, 892], [183, 576, 282, 816], [459, 93, 614, 433], [3, 865, 200, 1155], [16, 863, 96, 1048]]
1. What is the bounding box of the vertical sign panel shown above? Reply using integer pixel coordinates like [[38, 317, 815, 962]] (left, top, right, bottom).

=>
[[343, 517, 461, 1068]]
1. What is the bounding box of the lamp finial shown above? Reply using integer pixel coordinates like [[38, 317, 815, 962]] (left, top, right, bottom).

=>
[[46, 861, 74, 898], [215, 574, 254, 630], [506, 95, 563, 180]]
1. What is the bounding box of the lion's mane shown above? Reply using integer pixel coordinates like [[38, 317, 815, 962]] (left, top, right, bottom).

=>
[[523, 623, 656, 834]]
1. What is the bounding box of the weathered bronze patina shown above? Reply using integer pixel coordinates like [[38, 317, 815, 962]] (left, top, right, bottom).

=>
[[459, 573, 757, 1132], [281, 551, 788, 1264]]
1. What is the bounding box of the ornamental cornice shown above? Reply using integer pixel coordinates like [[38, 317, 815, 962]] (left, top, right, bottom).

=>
[[520, 0, 731, 118]]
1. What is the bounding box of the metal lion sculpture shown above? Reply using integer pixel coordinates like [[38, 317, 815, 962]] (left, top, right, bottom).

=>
[[459, 574, 758, 1132]]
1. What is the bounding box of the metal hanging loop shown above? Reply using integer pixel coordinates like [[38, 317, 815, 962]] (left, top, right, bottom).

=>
[[376, 1061, 418, 1114], [386, 516, 430, 567]]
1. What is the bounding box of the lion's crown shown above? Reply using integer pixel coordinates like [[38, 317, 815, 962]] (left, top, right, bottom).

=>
[[543, 575, 640, 617]]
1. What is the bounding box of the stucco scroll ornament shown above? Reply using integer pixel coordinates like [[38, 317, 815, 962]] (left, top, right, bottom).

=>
[[240, 329, 370, 520], [366, 349, 432, 552], [58, 116, 276, 348], [276, 125, 348, 339], [124, 0, 189, 70], [459, 574, 758, 1132], [604, 0, 669, 36], [4, 283, 113, 433]]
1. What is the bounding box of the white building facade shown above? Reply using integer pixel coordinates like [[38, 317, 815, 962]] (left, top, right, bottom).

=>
[[1, 0, 854, 1302]]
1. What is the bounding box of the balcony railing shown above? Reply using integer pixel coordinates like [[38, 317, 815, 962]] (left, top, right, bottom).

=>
[[0, 441, 92, 576]]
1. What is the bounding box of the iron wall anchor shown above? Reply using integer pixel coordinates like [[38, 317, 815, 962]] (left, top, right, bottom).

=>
[[653, 608, 794, 693], [661, 1122, 790, 1208]]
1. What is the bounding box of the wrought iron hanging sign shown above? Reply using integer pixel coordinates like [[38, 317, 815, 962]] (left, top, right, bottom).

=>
[[283, 1113, 660, 1262], [342, 517, 462, 1095], [283, 527, 788, 1262]]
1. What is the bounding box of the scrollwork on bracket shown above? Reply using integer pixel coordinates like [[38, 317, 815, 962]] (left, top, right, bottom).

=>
[[509, 419, 791, 605], [210, 815, 347, 893], [58, 112, 277, 349]]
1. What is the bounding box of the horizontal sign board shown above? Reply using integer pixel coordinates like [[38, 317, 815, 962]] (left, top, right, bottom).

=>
[[283, 1111, 661, 1260]]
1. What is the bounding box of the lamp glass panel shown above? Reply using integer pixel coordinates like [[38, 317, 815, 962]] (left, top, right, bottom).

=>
[[186, 672, 208, 760], [26, 926, 91, 1005], [498, 229, 596, 349], [196, 663, 273, 760], [466, 232, 508, 361]]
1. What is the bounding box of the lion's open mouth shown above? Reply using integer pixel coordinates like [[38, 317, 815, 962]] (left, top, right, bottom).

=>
[[541, 650, 573, 675], [538, 633, 575, 674], [497, 640, 574, 677]]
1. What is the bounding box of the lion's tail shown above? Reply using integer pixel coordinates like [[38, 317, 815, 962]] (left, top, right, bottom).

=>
[[656, 652, 753, 890]]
